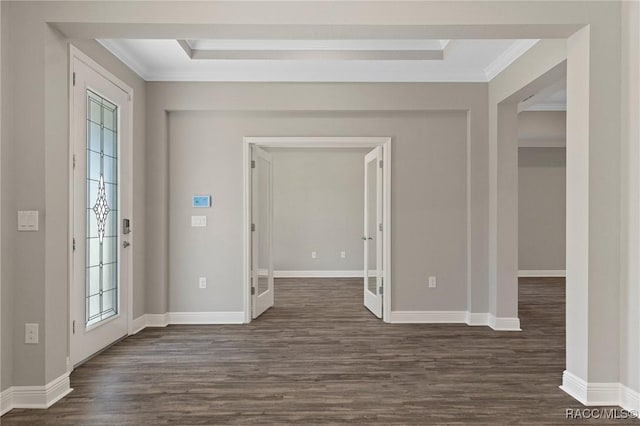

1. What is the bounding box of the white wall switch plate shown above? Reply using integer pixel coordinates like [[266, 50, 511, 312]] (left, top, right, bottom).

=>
[[199, 277, 207, 289], [18, 211, 39, 231], [428, 276, 437, 288], [341, 251, 346, 259], [25, 323, 39, 344], [311, 251, 317, 259], [191, 216, 207, 227]]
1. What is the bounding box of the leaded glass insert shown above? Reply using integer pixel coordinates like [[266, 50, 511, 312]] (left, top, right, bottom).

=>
[[86, 90, 118, 327]]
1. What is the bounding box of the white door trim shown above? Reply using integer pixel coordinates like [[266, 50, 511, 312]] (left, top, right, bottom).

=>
[[242, 136, 392, 323], [68, 45, 135, 370]]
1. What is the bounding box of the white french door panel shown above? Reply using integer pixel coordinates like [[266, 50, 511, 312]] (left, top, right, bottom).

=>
[[70, 56, 131, 366], [251, 146, 275, 319], [363, 146, 383, 318]]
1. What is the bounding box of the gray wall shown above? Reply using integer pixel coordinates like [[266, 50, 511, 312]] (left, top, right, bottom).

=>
[[517, 111, 566, 272], [167, 109, 470, 313], [0, 0, 10, 393], [148, 83, 490, 320], [1, 2, 146, 390], [518, 147, 566, 270], [270, 148, 367, 272], [518, 111, 566, 145]]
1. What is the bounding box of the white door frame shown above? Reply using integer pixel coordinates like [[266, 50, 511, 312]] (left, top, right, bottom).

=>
[[68, 45, 134, 369], [242, 136, 392, 323]]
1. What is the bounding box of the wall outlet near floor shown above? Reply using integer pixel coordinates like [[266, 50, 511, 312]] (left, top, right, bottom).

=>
[[428, 276, 437, 288], [311, 251, 317, 259], [25, 323, 39, 344], [199, 277, 207, 289], [341, 251, 346, 259]]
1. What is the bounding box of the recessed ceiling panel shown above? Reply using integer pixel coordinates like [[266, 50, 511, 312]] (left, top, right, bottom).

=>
[[97, 38, 538, 82]]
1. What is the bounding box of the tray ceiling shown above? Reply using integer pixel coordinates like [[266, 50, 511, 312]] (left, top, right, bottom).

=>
[[98, 38, 539, 82]]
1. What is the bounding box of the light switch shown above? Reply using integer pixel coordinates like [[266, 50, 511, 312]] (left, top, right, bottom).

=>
[[25, 323, 39, 344], [18, 211, 39, 232], [191, 216, 207, 227], [428, 276, 437, 288]]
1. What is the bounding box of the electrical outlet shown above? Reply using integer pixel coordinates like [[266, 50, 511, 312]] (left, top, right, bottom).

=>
[[25, 323, 39, 344], [199, 277, 207, 289], [428, 276, 437, 288], [341, 251, 346, 259], [311, 251, 317, 259]]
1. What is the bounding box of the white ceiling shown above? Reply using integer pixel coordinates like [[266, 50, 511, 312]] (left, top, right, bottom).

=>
[[98, 38, 539, 82], [519, 77, 567, 112], [525, 89, 567, 111]]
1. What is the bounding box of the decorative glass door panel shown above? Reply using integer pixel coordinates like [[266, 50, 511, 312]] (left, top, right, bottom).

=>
[[71, 52, 129, 367], [85, 90, 118, 327]]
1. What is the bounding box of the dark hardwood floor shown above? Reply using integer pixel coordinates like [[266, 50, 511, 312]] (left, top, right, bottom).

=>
[[3, 277, 638, 425]]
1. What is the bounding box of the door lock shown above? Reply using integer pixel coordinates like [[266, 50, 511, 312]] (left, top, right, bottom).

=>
[[123, 219, 131, 234], [122, 241, 131, 248], [361, 236, 373, 240]]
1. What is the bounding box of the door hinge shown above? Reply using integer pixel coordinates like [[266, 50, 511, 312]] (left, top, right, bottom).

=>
[[379, 159, 383, 168], [72, 237, 76, 251], [72, 154, 76, 169], [379, 223, 383, 232], [251, 160, 256, 169], [72, 320, 76, 334], [379, 286, 383, 295], [251, 286, 256, 295], [251, 223, 256, 232], [72, 72, 76, 86]]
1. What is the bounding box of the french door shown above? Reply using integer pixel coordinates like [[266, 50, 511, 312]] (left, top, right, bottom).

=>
[[251, 146, 275, 318], [363, 146, 383, 318], [70, 53, 131, 365]]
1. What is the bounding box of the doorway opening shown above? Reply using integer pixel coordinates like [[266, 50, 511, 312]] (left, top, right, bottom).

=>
[[242, 137, 392, 323], [515, 75, 568, 386]]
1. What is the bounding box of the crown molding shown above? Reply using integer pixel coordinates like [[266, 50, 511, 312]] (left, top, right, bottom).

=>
[[484, 39, 539, 81], [96, 39, 150, 81]]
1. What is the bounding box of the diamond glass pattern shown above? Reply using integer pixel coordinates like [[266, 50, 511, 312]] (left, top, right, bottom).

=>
[[93, 175, 110, 243]]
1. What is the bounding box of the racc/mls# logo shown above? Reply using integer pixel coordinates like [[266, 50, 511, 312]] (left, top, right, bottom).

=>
[[565, 408, 639, 420]]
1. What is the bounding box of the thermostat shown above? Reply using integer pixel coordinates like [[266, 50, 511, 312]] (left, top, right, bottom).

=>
[[192, 195, 211, 208]]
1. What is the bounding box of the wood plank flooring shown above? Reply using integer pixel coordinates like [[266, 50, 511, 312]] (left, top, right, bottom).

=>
[[3, 277, 638, 425]]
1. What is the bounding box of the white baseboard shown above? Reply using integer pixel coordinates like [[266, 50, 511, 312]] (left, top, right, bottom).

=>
[[560, 370, 629, 407], [390, 310, 468, 323], [390, 310, 521, 331], [274, 270, 364, 278], [131, 311, 244, 333], [488, 314, 521, 331], [518, 270, 566, 277], [1, 372, 73, 415], [466, 312, 490, 326], [131, 315, 148, 334], [621, 384, 640, 412], [168, 311, 244, 324], [145, 313, 169, 327], [1, 386, 13, 416]]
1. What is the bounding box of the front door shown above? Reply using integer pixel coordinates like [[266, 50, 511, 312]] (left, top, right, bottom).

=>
[[70, 55, 131, 365], [251, 146, 275, 318], [363, 146, 383, 318]]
